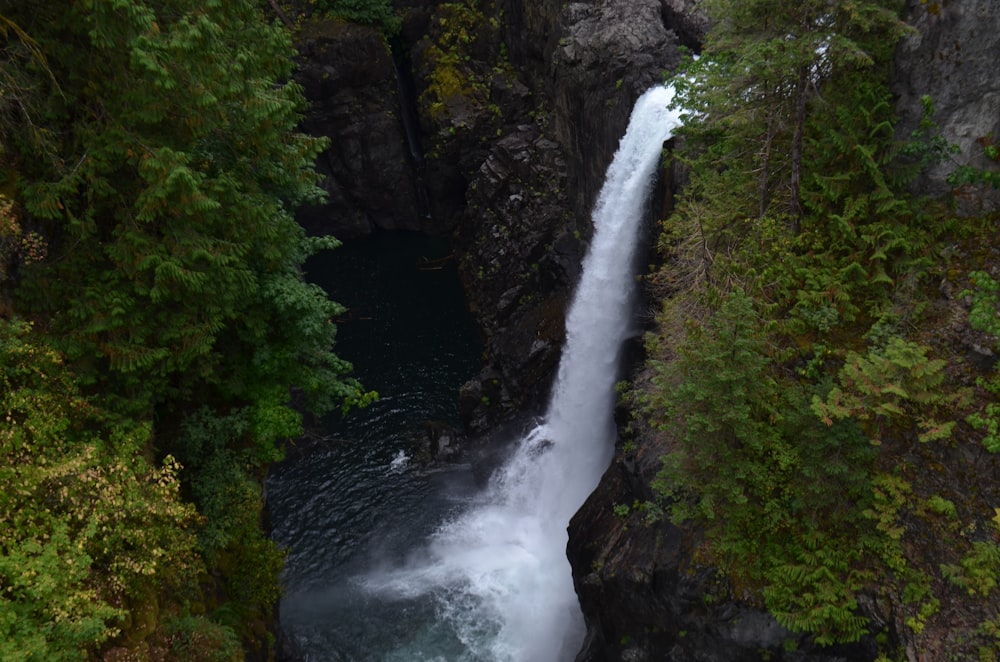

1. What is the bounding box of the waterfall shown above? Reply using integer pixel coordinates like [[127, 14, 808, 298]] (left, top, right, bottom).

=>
[[364, 84, 683, 661]]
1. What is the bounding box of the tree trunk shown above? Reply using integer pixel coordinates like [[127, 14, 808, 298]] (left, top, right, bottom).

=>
[[789, 65, 807, 235], [267, 0, 294, 30], [759, 110, 774, 220]]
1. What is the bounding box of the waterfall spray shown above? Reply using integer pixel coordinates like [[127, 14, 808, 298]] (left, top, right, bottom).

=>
[[365, 83, 684, 661]]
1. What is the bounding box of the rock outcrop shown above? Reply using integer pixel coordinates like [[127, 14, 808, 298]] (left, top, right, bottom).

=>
[[550, 0, 684, 223], [292, 0, 692, 430], [454, 0, 687, 429], [454, 125, 577, 429], [893, 0, 1000, 214], [568, 440, 883, 662], [294, 20, 423, 237]]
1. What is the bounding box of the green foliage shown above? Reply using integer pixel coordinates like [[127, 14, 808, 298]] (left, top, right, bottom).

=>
[[760, 63, 940, 341], [416, 0, 508, 144], [941, 542, 1000, 597], [903, 590, 940, 636], [898, 95, 961, 175], [0, 319, 201, 659], [173, 408, 286, 612], [812, 336, 964, 445], [948, 162, 1000, 190], [961, 271, 1000, 451], [7, 0, 369, 424], [925, 495, 958, 519], [902, 95, 1000, 189], [649, 291, 880, 641], [673, 0, 909, 234], [762, 530, 870, 645], [666, 0, 931, 351], [640, 1, 984, 646], [311, 0, 402, 34], [963, 271, 1000, 340], [1, 0, 372, 653], [967, 372, 1000, 453], [165, 615, 242, 662], [0, 14, 61, 167], [860, 472, 910, 574]]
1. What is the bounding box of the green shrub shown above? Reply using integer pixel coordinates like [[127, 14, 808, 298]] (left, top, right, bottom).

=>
[[165, 615, 242, 662], [941, 542, 1000, 597], [312, 0, 401, 34], [811, 336, 964, 445], [649, 291, 879, 643]]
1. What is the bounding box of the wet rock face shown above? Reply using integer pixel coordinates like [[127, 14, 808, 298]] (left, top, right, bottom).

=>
[[660, 0, 710, 51], [430, 0, 689, 428], [454, 125, 578, 430], [551, 0, 684, 225], [294, 20, 423, 238], [893, 0, 1000, 214], [292, 0, 688, 426]]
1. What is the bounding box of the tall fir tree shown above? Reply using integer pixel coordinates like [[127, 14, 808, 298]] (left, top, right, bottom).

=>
[[4, 0, 370, 427]]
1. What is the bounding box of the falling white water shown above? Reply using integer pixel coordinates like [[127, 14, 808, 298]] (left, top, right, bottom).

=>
[[364, 84, 684, 661]]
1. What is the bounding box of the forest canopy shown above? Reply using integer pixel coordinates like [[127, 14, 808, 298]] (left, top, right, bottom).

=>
[[633, 0, 1000, 653], [0, 1, 370, 657]]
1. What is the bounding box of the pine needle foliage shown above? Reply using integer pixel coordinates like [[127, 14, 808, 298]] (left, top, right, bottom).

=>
[[648, 291, 879, 643], [672, 0, 910, 236], [644, 0, 974, 648], [0, 0, 374, 654], [4, 0, 373, 424]]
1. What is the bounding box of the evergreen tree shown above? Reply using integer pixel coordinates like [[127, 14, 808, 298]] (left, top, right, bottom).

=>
[[4, 0, 370, 426], [675, 0, 909, 234], [0, 0, 372, 654], [644, 0, 971, 648]]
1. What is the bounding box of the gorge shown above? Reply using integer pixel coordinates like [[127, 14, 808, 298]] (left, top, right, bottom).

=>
[[285, 0, 1000, 660], [2, 0, 1000, 659], [271, 84, 683, 660]]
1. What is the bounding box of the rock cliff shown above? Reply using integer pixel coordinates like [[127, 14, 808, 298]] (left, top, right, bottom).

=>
[[453, 0, 685, 429], [292, 0, 679, 427], [893, 0, 1000, 214], [294, 20, 424, 237]]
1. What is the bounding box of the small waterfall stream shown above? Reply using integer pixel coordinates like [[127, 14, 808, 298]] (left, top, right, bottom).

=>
[[269, 84, 682, 661]]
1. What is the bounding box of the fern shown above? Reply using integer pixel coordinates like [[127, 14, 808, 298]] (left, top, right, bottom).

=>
[[941, 542, 1000, 597], [763, 529, 870, 645], [812, 336, 965, 445]]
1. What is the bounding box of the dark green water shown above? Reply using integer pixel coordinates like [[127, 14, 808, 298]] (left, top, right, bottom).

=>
[[266, 231, 486, 660]]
